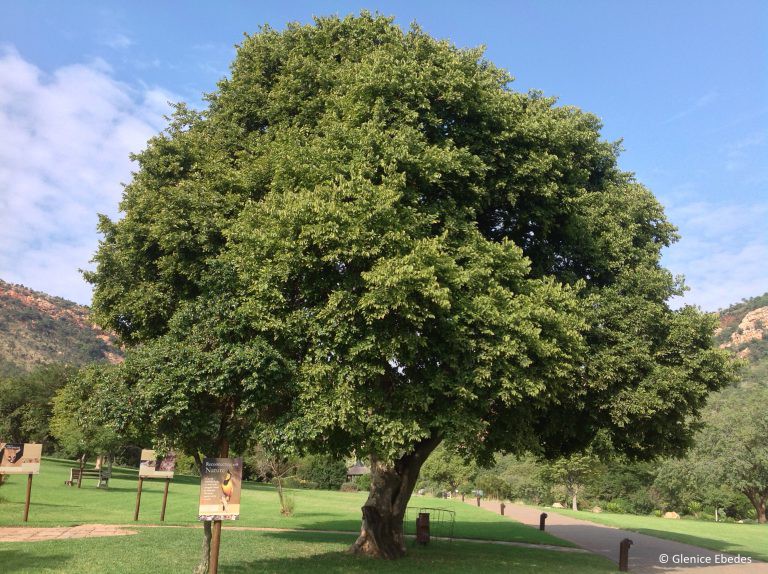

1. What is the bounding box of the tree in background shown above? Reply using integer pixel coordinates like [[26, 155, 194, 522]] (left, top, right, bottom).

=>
[[0, 364, 75, 448], [543, 453, 601, 511], [694, 387, 768, 523], [246, 445, 299, 516], [50, 365, 128, 484], [420, 445, 477, 495], [84, 13, 736, 560]]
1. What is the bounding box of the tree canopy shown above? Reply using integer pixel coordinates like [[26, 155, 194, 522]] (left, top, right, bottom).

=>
[[83, 13, 736, 559]]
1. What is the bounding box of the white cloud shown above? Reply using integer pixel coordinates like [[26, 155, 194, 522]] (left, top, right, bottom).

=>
[[101, 33, 134, 50], [663, 90, 718, 125], [0, 47, 175, 305], [663, 200, 768, 311], [724, 132, 765, 172]]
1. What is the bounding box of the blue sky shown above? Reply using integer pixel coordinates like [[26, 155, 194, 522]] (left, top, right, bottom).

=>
[[1, 1, 766, 310]]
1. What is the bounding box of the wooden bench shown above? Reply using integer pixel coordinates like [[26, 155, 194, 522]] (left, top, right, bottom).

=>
[[65, 468, 111, 488]]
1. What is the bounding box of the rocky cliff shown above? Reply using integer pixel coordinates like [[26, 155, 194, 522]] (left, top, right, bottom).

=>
[[715, 292, 768, 385]]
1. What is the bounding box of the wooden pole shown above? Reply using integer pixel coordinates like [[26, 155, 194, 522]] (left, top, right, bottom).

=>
[[160, 478, 170, 521], [210, 520, 222, 574], [134, 477, 144, 521], [77, 456, 84, 489], [209, 439, 229, 574], [23, 474, 33, 522]]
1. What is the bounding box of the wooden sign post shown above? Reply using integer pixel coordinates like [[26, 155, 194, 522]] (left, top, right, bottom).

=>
[[136, 449, 177, 522], [0, 443, 42, 522], [198, 457, 243, 574], [133, 476, 144, 521], [23, 474, 33, 522], [160, 477, 171, 522]]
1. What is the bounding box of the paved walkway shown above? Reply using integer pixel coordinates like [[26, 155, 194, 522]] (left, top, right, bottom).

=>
[[469, 500, 767, 573], [0, 524, 137, 542]]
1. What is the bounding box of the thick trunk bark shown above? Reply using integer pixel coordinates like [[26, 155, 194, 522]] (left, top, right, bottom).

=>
[[572, 495, 578, 511], [745, 490, 768, 525], [349, 434, 441, 559]]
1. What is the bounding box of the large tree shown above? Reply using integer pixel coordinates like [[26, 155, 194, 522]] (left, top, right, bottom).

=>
[[86, 13, 735, 560], [694, 387, 768, 524]]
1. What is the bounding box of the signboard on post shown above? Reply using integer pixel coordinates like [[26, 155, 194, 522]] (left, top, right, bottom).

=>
[[135, 449, 177, 522], [0, 443, 42, 474], [139, 449, 176, 479], [1, 442, 43, 521], [198, 457, 242, 521]]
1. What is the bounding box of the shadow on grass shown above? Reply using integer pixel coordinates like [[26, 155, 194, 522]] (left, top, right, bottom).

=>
[[224, 532, 610, 574], [0, 548, 71, 573]]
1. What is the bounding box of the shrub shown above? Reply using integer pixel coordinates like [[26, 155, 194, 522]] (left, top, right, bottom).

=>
[[355, 473, 371, 492], [604, 500, 631, 514], [281, 494, 296, 516], [296, 455, 347, 490], [340, 481, 359, 492]]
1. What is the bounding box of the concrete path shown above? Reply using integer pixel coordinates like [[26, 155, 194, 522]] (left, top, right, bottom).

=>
[[469, 500, 766, 573]]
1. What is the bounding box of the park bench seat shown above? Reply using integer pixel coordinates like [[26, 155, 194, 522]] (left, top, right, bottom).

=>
[[65, 467, 111, 488]]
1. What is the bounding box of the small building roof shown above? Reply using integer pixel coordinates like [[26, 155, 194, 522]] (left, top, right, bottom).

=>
[[346, 462, 370, 476]]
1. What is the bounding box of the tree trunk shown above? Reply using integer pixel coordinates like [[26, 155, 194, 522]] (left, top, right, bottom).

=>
[[349, 434, 441, 559], [745, 489, 768, 525], [193, 521, 213, 574], [572, 494, 578, 511], [77, 454, 86, 489]]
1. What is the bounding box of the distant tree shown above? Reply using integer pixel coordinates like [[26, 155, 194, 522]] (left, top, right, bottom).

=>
[[420, 445, 477, 494], [694, 388, 768, 523], [543, 453, 601, 511], [493, 454, 550, 504], [0, 364, 75, 448], [246, 445, 298, 515], [50, 365, 131, 487]]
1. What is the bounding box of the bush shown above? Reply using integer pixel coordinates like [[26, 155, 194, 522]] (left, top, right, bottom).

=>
[[604, 500, 632, 514], [355, 473, 371, 492], [475, 474, 512, 500], [281, 494, 295, 516], [296, 455, 347, 490], [340, 481, 359, 492]]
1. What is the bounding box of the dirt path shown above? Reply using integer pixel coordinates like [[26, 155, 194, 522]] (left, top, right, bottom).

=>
[[468, 499, 767, 573], [0, 524, 137, 542]]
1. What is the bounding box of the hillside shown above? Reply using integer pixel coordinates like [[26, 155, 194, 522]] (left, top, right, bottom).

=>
[[0, 279, 123, 377], [715, 291, 768, 386]]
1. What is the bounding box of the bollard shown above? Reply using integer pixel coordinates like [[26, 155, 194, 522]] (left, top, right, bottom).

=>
[[416, 512, 430, 545], [500, 502, 505, 516], [539, 512, 548, 531], [476, 496, 481, 507], [619, 538, 633, 572]]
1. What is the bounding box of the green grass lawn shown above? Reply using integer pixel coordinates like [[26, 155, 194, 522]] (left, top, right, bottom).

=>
[[0, 459, 623, 573], [0, 528, 617, 574], [544, 507, 768, 561], [0, 459, 566, 546]]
